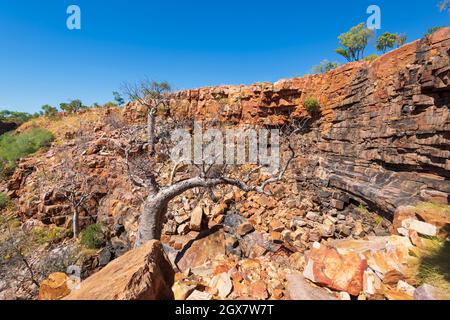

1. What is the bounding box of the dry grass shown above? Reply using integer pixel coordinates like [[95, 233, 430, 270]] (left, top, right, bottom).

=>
[[415, 237, 450, 291], [17, 108, 106, 142], [415, 202, 450, 214]]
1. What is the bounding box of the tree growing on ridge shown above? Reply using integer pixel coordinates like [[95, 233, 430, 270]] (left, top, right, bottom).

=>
[[425, 26, 444, 37], [312, 60, 340, 74], [41, 105, 58, 118], [122, 80, 172, 156], [113, 91, 125, 106], [376, 32, 408, 53], [60, 99, 87, 114], [336, 23, 374, 62], [0, 110, 37, 123], [396, 33, 408, 47], [376, 32, 397, 53]]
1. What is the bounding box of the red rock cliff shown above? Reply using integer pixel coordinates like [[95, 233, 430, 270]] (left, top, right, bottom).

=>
[[126, 27, 450, 215]]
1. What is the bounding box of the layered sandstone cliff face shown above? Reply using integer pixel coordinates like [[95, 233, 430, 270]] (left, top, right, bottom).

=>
[[147, 27, 449, 216]]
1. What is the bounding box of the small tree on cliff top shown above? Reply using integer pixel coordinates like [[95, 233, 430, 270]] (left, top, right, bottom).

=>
[[41, 104, 58, 118], [376, 32, 408, 53], [336, 23, 374, 61], [376, 32, 397, 53], [60, 99, 88, 114], [122, 80, 172, 156], [312, 60, 340, 74]]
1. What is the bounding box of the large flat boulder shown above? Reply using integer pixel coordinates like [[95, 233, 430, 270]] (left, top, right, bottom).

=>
[[64, 240, 174, 300], [303, 242, 367, 296], [176, 227, 225, 272]]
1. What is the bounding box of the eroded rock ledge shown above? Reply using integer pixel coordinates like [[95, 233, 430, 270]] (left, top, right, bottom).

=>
[[126, 27, 450, 216]]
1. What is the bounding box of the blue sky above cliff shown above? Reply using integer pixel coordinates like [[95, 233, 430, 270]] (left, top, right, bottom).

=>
[[0, 0, 449, 113]]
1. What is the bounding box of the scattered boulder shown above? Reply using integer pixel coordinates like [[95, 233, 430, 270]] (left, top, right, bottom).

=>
[[177, 228, 226, 272], [211, 203, 227, 218], [401, 218, 437, 237], [303, 242, 367, 296], [331, 199, 345, 210], [64, 241, 174, 300], [190, 206, 204, 232], [172, 281, 197, 300], [38, 273, 72, 300], [287, 273, 337, 300], [236, 222, 255, 237], [187, 290, 213, 300], [209, 272, 233, 299]]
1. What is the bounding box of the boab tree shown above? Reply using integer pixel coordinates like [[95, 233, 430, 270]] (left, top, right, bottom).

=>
[[122, 80, 172, 155], [113, 111, 307, 247]]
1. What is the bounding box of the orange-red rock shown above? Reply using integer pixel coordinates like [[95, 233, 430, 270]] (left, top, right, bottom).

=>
[[64, 241, 174, 300], [303, 243, 367, 296]]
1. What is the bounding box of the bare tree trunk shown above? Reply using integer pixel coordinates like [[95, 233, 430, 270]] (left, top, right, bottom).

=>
[[135, 194, 168, 247], [147, 109, 156, 155], [73, 207, 80, 239], [135, 177, 250, 247]]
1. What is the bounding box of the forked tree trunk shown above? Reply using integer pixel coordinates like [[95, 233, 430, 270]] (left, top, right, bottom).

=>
[[147, 109, 156, 155], [135, 194, 168, 247], [135, 177, 238, 247]]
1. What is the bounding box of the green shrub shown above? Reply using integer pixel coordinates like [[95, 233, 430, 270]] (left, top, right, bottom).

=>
[[425, 27, 444, 37], [41, 104, 59, 118], [60, 99, 88, 114], [103, 102, 118, 108], [312, 60, 340, 74], [417, 239, 450, 292], [0, 110, 38, 123], [0, 192, 10, 209], [0, 128, 54, 176], [364, 54, 379, 62], [80, 224, 107, 249], [32, 226, 67, 245], [304, 97, 320, 115]]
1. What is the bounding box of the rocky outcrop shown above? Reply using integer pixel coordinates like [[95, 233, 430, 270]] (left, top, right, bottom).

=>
[[64, 241, 174, 300], [124, 27, 450, 216]]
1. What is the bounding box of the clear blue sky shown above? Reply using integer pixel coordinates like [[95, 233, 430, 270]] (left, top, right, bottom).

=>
[[0, 0, 448, 113]]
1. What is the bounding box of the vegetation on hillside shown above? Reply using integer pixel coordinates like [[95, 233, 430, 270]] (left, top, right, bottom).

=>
[[304, 97, 320, 115], [363, 54, 379, 62], [0, 128, 54, 177], [425, 26, 445, 37], [0, 110, 40, 124], [80, 224, 107, 249], [312, 60, 341, 74], [41, 105, 58, 118], [0, 192, 11, 209], [336, 23, 374, 62], [416, 238, 450, 292]]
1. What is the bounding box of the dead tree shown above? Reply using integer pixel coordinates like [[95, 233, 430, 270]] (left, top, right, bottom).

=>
[[122, 80, 171, 155], [112, 116, 306, 247], [2, 218, 40, 289], [52, 159, 95, 239]]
